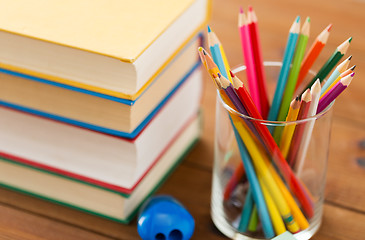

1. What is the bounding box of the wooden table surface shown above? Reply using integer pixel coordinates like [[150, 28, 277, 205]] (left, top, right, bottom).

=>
[[1, 0, 364, 239]]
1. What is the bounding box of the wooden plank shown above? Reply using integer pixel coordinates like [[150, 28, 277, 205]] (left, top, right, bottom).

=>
[[315, 204, 365, 240], [0, 204, 112, 240], [1, 162, 365, 239], [325, 117, 365, 212]]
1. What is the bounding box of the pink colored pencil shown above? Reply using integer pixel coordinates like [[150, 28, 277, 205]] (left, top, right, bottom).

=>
[[317, 72, 354, 114], [238, 7, 261, 114], [247, 6, 269, 119]]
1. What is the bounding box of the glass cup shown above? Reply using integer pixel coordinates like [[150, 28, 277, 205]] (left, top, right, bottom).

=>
[[211, 62, 333, 240]]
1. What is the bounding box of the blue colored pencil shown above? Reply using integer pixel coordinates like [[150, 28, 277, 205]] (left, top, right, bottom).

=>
[[238, 188, 254, 232], [267, 16, 300, 121], [208, 26, 229, 79]]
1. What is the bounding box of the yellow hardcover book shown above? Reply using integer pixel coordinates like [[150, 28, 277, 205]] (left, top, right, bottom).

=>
[[0, 0, 210, 99]]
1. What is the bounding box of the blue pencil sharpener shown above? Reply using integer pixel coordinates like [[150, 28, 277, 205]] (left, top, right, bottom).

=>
[[137, 195, 195, 240]]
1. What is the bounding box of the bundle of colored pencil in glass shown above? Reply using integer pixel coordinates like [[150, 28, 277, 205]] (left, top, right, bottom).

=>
[[199, 6, 355, 239]]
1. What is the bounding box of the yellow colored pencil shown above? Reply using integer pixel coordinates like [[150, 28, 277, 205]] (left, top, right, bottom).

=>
[[280, 97, 301, 159], [264, 155, 310, 230], [258, 178, 287, 235]]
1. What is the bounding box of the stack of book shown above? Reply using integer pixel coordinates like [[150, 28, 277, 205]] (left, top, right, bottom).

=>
[[0, 0, 209, 223]]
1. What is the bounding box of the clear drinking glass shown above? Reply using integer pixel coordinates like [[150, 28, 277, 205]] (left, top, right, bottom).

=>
[[211, 62, 333, 240]]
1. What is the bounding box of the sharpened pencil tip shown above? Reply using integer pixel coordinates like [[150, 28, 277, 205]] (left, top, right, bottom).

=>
[[217, 73, 222, 78], [348, 55, 352, 60], [327, 23, 333, 31], [202, 48, 208, 55], [229, 70, 235, 78], [350, 65, 356, 71], [248, 5, 253, 11], [295, 16, 300, 23], [239, 6, 243, 13], [350, 72, 355, 77], [207, 25, 211, 33], [348, 37, 353, 43], [306, 17, 310, 23]]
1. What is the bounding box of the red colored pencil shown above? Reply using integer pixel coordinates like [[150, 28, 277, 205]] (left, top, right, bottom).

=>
[[230, 71, 314, 218], [223, 162, 246, 201], [295, 24, 332, 91], [247, 6, 270, 119], [287, 89, 312, 167]]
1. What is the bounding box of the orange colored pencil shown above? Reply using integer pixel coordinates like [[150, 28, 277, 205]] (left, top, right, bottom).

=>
[[295, 24, 332, 91]]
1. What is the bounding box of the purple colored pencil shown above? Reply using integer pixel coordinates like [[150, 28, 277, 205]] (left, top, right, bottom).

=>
[[217, 73, 262, 139], [317, 73, 354, 114]]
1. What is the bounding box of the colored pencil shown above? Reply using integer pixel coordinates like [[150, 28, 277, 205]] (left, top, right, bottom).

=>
[[208, 26, 232, 80], [238, 188, 254, 232], [224, 162, 245, 201], [268, 16, 300, 121], [277, 17, 310, 124], [258, 177, 287, 235], [298, 37, 352, 95], [248, 6, 270, 118], [320, 55, 352, 96], [317, 73, 354, 114], [238, 8, 261, 114], [247, 206, 259, 232], [231, 118, 275, 238], [279, 97, 301, 159], [296, 24, 332, 90], [295, 80, 321, 175], [230, 72, 314, 218], [321, 64, 355, 97], [200, 48, 222, 88], [264, 155, 309, 230], [287, 89, 312, 167]]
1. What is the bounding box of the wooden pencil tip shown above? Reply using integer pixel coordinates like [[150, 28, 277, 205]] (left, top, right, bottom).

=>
[[295, 95, 300, 101], [302, 89, 312, 102], [350, 65, 356, 71], [311, 79, 321, 94], [248, 5, 253, 11], [212, 73, 217, 78], [239, 6, 244, 13], [306, 16, 310, 22], [348, 55, 352, 60], [207, 25, 211, 33], [350, 72, 355, 77], [348, 37, 353, 43], [202, 48, 208, 55]]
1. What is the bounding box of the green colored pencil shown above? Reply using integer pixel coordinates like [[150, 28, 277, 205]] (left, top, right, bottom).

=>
[[298, 37, 352, 96], [274, 17, 310, 142], [248, 205, 259, 232]]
